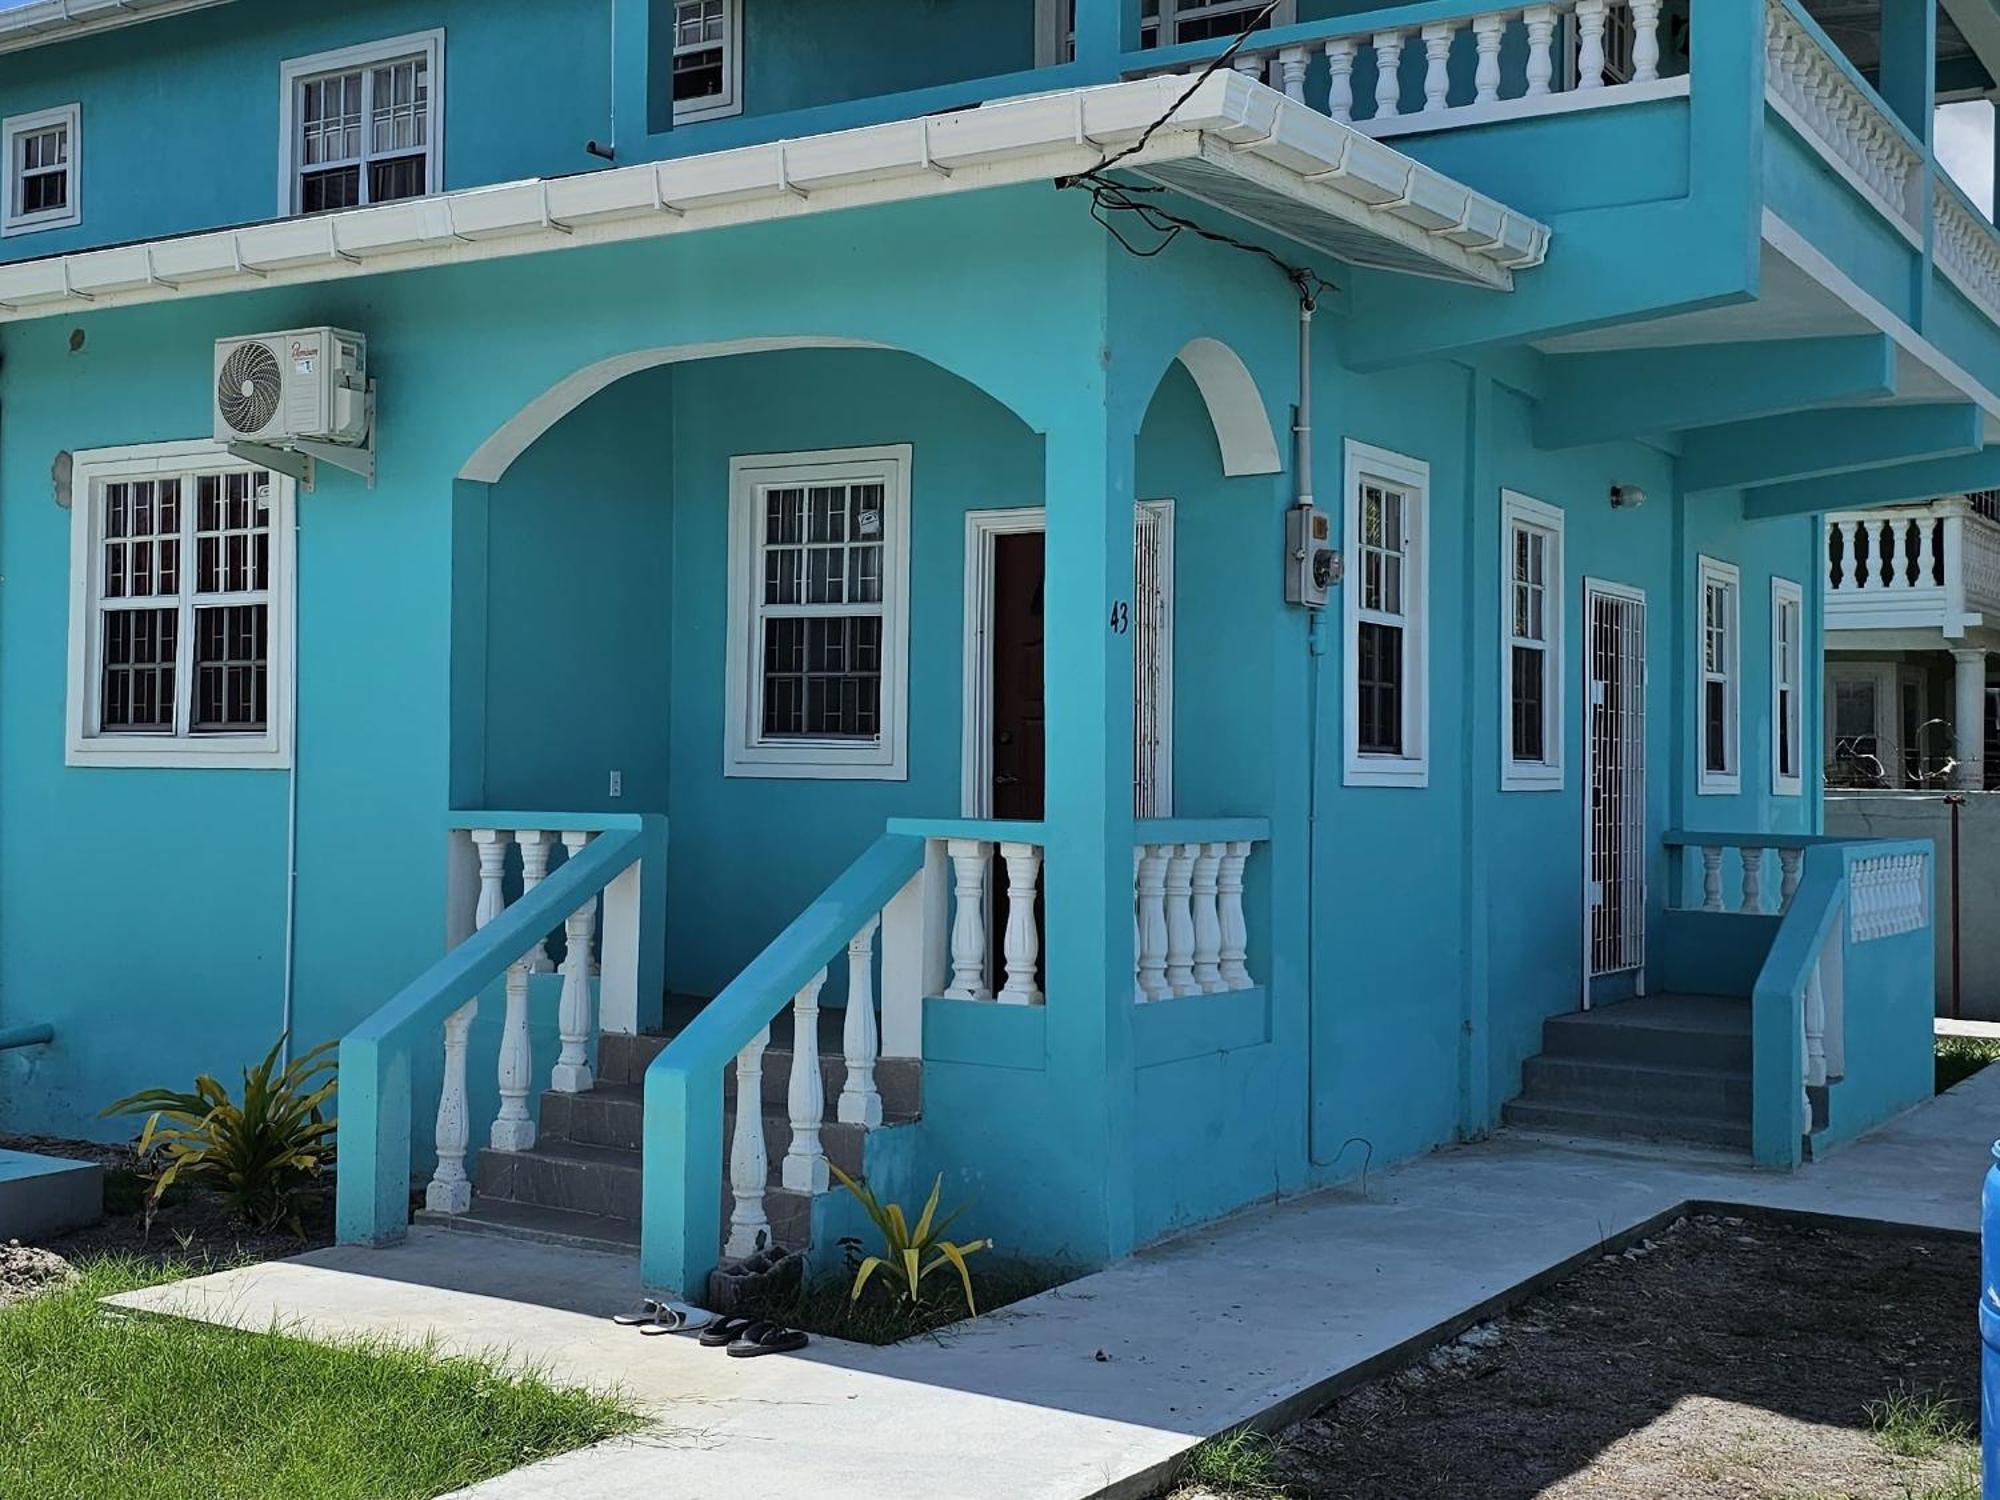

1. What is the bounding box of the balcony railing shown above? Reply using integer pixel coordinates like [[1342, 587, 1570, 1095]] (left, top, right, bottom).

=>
[[1824, 498, 2000, 634]]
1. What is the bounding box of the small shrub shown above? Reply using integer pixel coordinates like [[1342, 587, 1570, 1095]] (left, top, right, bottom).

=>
[[1866, 1386, 1972, 1459], [1183, 1429, 1290, 1496], [102, 1036, 337, 1236], [829, 1165, 991, 1313]]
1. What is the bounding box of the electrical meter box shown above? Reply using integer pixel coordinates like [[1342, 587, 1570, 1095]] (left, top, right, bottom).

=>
[[1286, 504, 1338, 608]]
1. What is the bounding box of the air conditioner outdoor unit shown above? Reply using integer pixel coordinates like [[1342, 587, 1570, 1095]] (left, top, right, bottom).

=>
[[213, 327, 374, 487]]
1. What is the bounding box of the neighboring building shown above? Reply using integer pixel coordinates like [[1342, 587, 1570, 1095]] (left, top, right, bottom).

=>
[[0, 0, 1966, 1299]]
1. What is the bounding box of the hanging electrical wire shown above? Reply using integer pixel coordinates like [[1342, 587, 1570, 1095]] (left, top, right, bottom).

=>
[[1055, 0, 1335, 311]]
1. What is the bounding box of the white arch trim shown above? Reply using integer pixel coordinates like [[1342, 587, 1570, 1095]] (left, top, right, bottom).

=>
[[457, 337, 894, 484], [1174, 338, 1283, 478]]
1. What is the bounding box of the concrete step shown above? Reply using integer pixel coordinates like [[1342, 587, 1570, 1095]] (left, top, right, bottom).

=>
[[539, 1077, 915, 1154], [1539, 995, 1752, 1073], [1499, 1097, 1752, 1151], [598, 1033, 921, 1117], [1518, 1055, 1752, 1118], [476, 1139, 642, 1222], [416, 1199, 641, 1255]]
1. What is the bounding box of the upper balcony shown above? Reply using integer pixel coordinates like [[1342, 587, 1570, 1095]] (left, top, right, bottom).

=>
[[1824, 492, 2000, 639]]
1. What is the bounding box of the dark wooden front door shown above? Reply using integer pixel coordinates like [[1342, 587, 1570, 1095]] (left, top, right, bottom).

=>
[[990, 531, 1046, 822]]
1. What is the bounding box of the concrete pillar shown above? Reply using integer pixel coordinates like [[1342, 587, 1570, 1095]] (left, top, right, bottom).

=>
[[1955, 647, 1988, 789], [1876, 0, 1938, 149], [1071, 0, 1124, 74]]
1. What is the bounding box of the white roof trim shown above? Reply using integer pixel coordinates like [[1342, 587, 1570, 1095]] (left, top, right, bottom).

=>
[[0, 74, 1549, 324], [0, 0, 235, 54]]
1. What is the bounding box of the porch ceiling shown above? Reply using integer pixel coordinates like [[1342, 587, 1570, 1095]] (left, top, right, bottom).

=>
[[0, 75, 1548, 323]]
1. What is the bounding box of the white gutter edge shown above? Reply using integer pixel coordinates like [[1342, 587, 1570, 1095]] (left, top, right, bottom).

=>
[[0, 74, 1549, 324], [0, 0, 236, 55]]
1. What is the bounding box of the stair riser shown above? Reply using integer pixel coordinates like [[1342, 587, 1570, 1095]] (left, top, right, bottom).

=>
[[1540, 1020, 1751, 1073], [719, 1185, 813, 1255], [1520, 1058, 1752, 1117], [537, 1088, 881, 1175], [415, 1207, 641, 1255], [477, 1148, 642, 1222], [1500, 1099, 1751, 1151], [719, 1112, 870, 1185], [599, 1034, 921, 1115]]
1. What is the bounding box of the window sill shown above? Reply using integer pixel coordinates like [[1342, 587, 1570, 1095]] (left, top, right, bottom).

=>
[[2, 211, 78, 237], [1501, 763, 1565, 792], [1772, 777, 1804, 798], [1344, 755, 1429, 790], [673, 98, 744, 125], [724, 745, 907, 782], [1695, 773, 1742, 797], [67, 738, 291, 770]]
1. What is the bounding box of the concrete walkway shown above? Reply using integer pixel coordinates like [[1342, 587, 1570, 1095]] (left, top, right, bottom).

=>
[[110, 1069, 2000, 1500]]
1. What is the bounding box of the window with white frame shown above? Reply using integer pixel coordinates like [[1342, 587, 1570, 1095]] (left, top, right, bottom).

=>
[[1501, 491, 1564, 790], [280, 32, 442, 216], [671, 0, 742, 122], [2, 103, 79, 236], [1697, 555, 1741, 794], [1344, 440, 1429, 788], [1771, 577, 1804, 796], [66, 442, 295, 768], [1036, 0, 1295, 64], [725, 446, 911, 779]]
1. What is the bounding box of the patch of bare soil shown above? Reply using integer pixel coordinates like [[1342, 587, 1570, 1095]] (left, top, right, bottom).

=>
[[0, 1241, 77, 1306], [0, 1133, 334, 1270], [1178, 1213, 1979, 1500]]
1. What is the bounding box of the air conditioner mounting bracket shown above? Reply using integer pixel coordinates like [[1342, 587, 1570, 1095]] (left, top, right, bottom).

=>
[[227, 382, 376, 491]]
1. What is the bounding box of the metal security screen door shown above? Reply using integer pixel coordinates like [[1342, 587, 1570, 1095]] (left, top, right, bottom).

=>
[[1585, 582, 1647, 993]]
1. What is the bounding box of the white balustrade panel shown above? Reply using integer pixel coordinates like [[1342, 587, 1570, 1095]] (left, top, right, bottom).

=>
[[1690, 844, 1807, 916], [1849, 852, 1929, 942], [1764, 0, 1922, 233], [1133, 840, 1260, 1001]]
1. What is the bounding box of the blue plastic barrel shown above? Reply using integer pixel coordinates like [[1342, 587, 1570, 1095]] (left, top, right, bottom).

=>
[[1983, 1141, 2000, 1496]]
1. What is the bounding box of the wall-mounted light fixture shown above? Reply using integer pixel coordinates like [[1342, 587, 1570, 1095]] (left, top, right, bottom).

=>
[[1610, 484, 1647, 511]]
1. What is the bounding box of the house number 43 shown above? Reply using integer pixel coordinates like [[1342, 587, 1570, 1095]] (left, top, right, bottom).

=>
[[1108, 601, 1130, 635]]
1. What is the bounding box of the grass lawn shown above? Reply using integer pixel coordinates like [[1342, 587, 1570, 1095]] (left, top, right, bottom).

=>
[[0, 1257, 644, 1500], [1935, 1033, 2000, 1093]]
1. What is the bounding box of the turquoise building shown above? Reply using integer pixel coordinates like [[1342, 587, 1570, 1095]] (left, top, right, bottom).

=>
[[0, 0, 1966, 1297]]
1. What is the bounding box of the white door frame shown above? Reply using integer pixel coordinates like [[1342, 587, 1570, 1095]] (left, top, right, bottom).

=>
[[1581, 577, 1648, 1009], [961, 502, 1175, 818]]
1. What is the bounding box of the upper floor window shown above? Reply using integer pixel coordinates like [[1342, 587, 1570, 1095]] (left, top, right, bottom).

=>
[[1036, 0, 1295, 64], [1344, 440, 1429, 788], [673, 0, 742, 122], [66, 442, 295, 769], [724, 445, 911, 779], [2, 104, 79, 236], [280, 32, 443, 216], [1697, 555, 1740, 795], [1501, 491, 1564, 791], [1771, 577, 1804, 796]]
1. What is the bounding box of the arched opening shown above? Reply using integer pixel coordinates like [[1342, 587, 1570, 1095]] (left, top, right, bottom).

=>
[[1172, 337, 1283, 479]]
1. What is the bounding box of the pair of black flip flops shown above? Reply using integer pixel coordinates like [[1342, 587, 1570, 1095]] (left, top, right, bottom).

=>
[[611, 1299, 808, 1357]]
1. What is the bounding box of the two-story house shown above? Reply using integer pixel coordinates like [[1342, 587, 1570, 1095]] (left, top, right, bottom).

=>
[[0, 0, 1959, 1300]]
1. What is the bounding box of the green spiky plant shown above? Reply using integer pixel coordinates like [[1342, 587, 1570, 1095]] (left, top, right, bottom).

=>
[[102, 1035, 338, 1236], [829, 1163, 992, 1314]]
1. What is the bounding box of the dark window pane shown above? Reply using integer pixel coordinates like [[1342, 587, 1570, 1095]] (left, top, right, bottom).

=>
[[673, 49, 724, 103], [1511, 645, 1545, 762], [1705, 680, 1728, 772], [100, 608, 178, 733], [367, 153, 426, 203], [192, 604, 268, 732], [1357, 621, 1403, 755], [300, 166, 361, 213], [761, 614, 883, 741], [1779, 687, 1795, 777]]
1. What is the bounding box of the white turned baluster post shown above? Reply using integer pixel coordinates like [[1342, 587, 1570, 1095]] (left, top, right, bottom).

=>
[[723, 1025, 772, 1260], [491, 961, 536, 1151], [1880, 520, 1903, 589], [1133, 848, 1146, 1005], [516, 830, 554, 971], [1136, 844, 1171, 1002], [1630, 0, 1662, 83], [425, 999, 478, 1214], [1701, 846, 1725, 912], [782, 968, 829, 1194], [1779, 848, 1803, 912], [1278, 45, 1309, 103], [837, 916, 883, 1128], [1232, 51, 1267, 85], [1844, 521, 1865, 589], [1523, 6, 1557, 97], [998, 842, 1044, 1006], [1218, 842, 1253, 990], [550, 830, 597, 1094], [1575, 0, 1609, 88], [1472, 13, 1504, 104], [1325, 39, 1358, 123], [943, 839, 992, 1000], [1373, 30, 1404, 120], [471, 828, 507, 930], [1164, 844, 1200, 997], [1803, 958, 1829, 1123], [1191, 843, 1224, 992], [1740, 847, 1765, 914], [1917, 516, 1938, 586], [1421, 23, 1452, 113]]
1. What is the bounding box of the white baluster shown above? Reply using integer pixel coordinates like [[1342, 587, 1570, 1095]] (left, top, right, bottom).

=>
[[1232, 50, 1267, 84], [1278, 45, 1309, 103], [1133, 848, 1146, 1005], [1164, 844, 1200, 997], [1803, 959, 1829, 1110], [1629, 0, 1662, 83], [1740, 847, 1765, 914], [1325, 39, 1358, 123], [425, 999, 477, 1214], [1880, 519, 1904, 589], [1421, 23, 1452, 114], [837, 916, 882, 1128], [944, 839, 992, 1001], [1846, 520, 1867, 589], [1191, 843, 1224, 992], [516, 830, 553, 971], [1921, 518, 1941, 587], [782, 968, 829, 1194], [550, 830, 597, 1095], [1136, 844, 1171, 1002], [1701, 846, 1725, 912], [723, 1025, 772, 1260], [490, 961, 535, 1151], [1779, 848, 1803, 911], [1575, 0, 1608, 89], [471, 828, 507, 930], [1472, 13, 1505, 105], [1218, 842, 1253, 990], [998, 842, 1044, 1006], [1523, 6, 1557, 97], [1373, 30, 1405, 120]]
